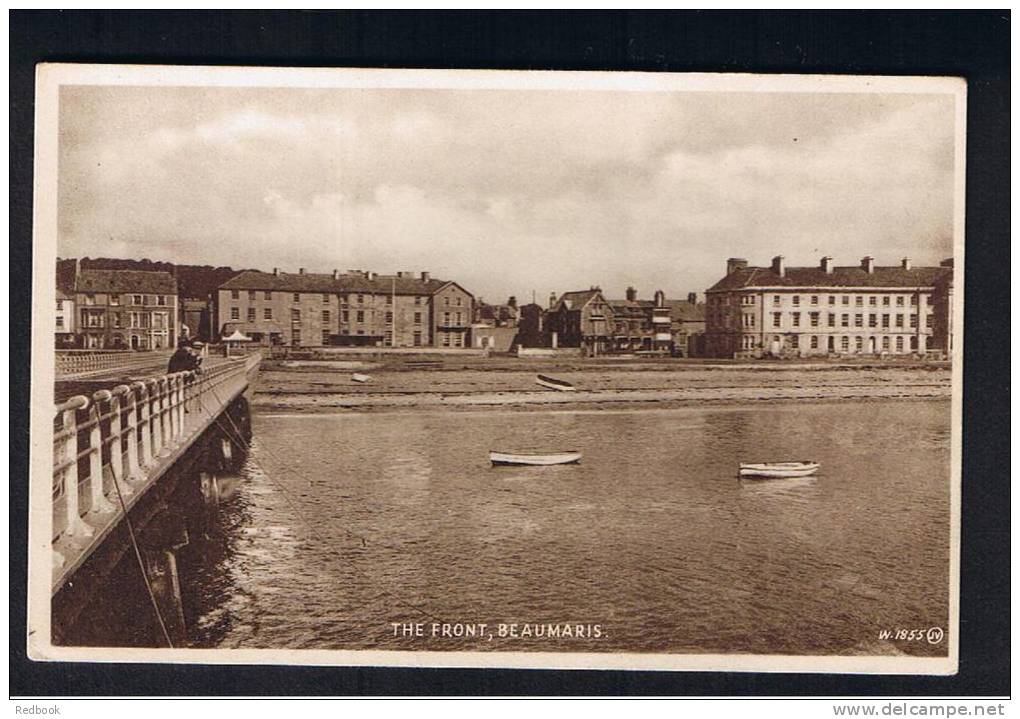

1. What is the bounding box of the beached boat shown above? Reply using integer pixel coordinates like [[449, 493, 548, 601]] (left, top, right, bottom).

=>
[[536, 374, 576, 392], [351, 373, 371, 383], [738, 461, 820, 478], [490, 450, 582, 467]]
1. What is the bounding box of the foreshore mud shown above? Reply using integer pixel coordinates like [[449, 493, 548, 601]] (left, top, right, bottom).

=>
[[253, 359, 951, 412]]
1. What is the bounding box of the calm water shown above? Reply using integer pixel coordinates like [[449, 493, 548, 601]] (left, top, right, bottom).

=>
[[183, 401, 951, 656]]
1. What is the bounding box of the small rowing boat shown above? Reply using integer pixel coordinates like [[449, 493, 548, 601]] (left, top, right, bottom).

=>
[[739, 461, 820, 478], [490, 450, 582, 467], [536, 374, 575, 392], [351, 373, 371, 383]]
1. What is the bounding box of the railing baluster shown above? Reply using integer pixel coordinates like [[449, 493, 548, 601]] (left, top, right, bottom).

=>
[[88, 392, 115, 514], [150, 378, 164, 455], [61, 399, 93, 541], [109, 387, 131, 497], [134, 381, 153, 468], [121, 384, 141, 481]]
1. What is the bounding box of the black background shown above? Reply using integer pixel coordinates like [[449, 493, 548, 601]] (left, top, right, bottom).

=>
[[10, 10, 1009, 697]]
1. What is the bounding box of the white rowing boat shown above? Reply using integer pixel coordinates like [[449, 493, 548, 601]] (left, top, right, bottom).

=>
[[739, 461, 820, 478], [536, 374, 576, 392], [351, 373, 371, 383], [490, 450, 582, 467]]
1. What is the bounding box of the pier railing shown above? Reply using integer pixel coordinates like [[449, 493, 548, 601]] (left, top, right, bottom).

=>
[[51, 352, 261, 575], [56, 349, 174, 378]]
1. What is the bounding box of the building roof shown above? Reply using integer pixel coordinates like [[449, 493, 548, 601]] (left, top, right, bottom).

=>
[[75, 269, 177, 294], [664, 299, 706, 323], [552, 289, 603, 312], [219, 270, 455, 296], [707, 264, 950, 292]]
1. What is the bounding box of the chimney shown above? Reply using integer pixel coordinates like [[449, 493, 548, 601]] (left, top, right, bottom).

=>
[[74, 258, 81, 279], [298, 267, 306, 275], [821, 256, 833, 274], [626, 286, 637, 302], [861, 256, 875, 274], [688, 292, 697, 305], [549, 292, 558, 309], [420, 271, 430, 281], [368, 271, 376, 281], [272, 267, 279, 276], [654, 290, 666, 308], [507, 295, 517, 309], [901, 257, 911, 271], [332, 269, 339, 279], [727, 258, 748, 275], [771, 255, 786, 278]]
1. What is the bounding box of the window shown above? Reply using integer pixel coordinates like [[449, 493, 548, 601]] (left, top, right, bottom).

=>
[[841, 313, 849, 327], [265, 291, 272, 300], [855, 296, 863, 306], [828, 313, 836, 327], [910, 314, 918, 328], [291, 309, 300, 321], [385, 294, 393, 305], [322, 310, 330, 323], [926, 314, 934, 328], [247, 307, 256, 321], [322, 330, 330, 345], [456, 297, 462, 306], [810, 295, 818, 305], [895, 314, 904, 328], [249, 290, 256, 301], [773, 295, 781, 306], [842, 296, 850, 305], [841, 336, 849, 351], [323, 294, 330, 303], [910, 336, 918, 351], [356, 310, 364, 323], [773, 312, 781, 328], [444, 297, 450, 306], [882, 336, 890, 351], [868, 314, 877, 328], [453, 333, 462, 347], [413, 331, 422, 346], [357, 294, 364, 304], [341, 310, 349, 322], [113, 313, 121, 328], [231, 307, 239, 320], [810, 312, 819, 327], [264, 308, 272, 320], [828, 296, 836, 306], [56, 299, 63, 310], [896, 336, 904, 352], [790, 335, 799, 349], [869, 296, 877, 306], [414, 312, 422, 324], [882, 296, 890, 306], [292, 330, 301, 345], [442, 333, 451, 347], [133, 295, 143, 305], [56, 316, 64, 328], [910, 295, 918, 306], [854, 314, 863, 328], [896, 296, 904, 307], [792, 295, 800, 306], [881, 314, 889, 328], [231, 290, 240, 300], [385, 311, 393, 323], [855, 336, 863, 352], [293, 293, 301, 303], [810, 336, 819, 349], [414, 296, 422, 306], [444, 312, 451, 325], [110, 295, 120, 306], [792, 312, 800, 327], [742, 295, 755, 305], [455, 312, 463, 325]]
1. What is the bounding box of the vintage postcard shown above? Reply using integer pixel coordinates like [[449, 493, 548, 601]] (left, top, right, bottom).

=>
[[28, 64, 965, 673]]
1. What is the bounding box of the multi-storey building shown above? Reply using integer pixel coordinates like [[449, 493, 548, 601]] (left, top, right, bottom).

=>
[[665, 293, 706, 358], [607, 287, 673, 353], [214, 268, 474, 348], [546, 288, 614, 355], [55, 288, 76, 348], [704, 255, 953, 358], [74, 269, 179, 350]]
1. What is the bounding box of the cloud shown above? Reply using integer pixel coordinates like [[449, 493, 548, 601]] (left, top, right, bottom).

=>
[[57, 86, 957, 302]]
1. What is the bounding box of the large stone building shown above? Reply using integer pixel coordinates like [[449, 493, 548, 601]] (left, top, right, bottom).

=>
[[215, 268, 474, 348], [607, 287, 673, 353], [74, 269, 179, 350], [704, 255, 954, 358]]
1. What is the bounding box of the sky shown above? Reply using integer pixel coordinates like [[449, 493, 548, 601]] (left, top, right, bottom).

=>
[[57, 83, 957, 304]]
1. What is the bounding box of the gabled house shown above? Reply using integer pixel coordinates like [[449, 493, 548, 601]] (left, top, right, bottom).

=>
[[546, 287, 614, 355]]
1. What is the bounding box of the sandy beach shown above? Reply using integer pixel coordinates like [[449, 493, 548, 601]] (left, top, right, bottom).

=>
[[253, 358, 951, 412]]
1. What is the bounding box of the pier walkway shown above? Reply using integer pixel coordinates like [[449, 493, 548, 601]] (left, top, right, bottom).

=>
[[50, 351, 262, 595]]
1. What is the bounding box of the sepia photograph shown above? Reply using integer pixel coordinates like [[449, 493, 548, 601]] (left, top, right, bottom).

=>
[[27, 64, 965, 675]]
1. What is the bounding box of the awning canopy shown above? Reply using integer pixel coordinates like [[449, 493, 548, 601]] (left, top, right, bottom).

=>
[[223, 329, 253, 342]]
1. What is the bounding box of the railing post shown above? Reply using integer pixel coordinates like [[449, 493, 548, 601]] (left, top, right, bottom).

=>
[[61, 401, 94, 541], [122, 384, 142, 481], [108, 387, 131, 497], [87, 392, 115, 515], [134, 381, 153, 468], [176, 373, 187, 435], [149, 378, 164, 455]]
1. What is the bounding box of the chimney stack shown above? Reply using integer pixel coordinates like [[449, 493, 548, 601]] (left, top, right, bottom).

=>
[[771, 255, 786, 278], [272, 267, 279, 276], [654, 289, 666, 308], [861, 256, 875, 274], [821, 256, 833, 274], [420, 271, 430, 282], [688, 292, 697, 305], [508, 295, 517, 309], [727, 258, 748, 275], [626, 286, 637, 302], [901, 257, 911, 271], [332, 269, 339, 279], [298, 267, 306, 275], [549, 292, 558, 309]]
